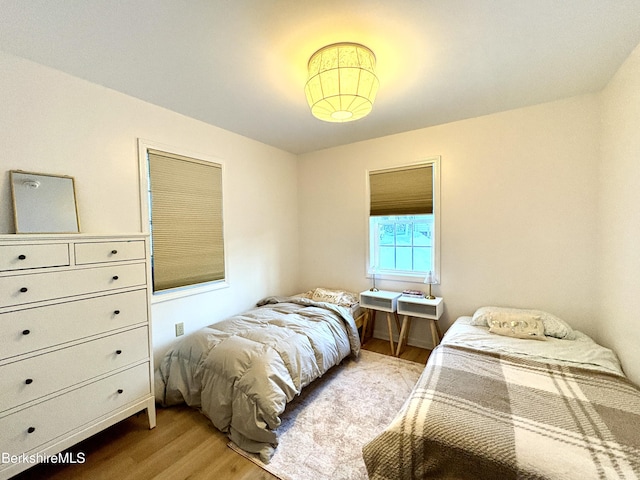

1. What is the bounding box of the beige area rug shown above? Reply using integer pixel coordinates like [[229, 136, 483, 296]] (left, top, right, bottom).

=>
[[228, 350, 425, 480]]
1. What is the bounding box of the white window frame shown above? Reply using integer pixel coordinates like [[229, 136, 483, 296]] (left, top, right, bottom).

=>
[[365, 156, 441, 284], [138, 138, 229, 304]]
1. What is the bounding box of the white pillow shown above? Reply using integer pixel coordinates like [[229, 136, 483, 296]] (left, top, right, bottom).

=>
[[471, 306, 575, 340]]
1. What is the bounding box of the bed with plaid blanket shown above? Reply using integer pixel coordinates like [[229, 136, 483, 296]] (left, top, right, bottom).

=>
[[363, 317, 640, 479]]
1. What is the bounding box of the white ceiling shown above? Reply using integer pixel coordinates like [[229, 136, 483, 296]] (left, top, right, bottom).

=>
[[1, 0, 640, 155]]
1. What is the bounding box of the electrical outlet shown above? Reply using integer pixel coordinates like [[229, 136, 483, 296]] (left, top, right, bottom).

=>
[[175, 322, 184, 337]]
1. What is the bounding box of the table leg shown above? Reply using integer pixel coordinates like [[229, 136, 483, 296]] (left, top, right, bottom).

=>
[[361, 310, 372, 345], [393, 311, 401, 333], [396, 315, 411, 356], [435, 319, 443, 340], [429, 319, 441, 349], [386, 312, 395, 355]]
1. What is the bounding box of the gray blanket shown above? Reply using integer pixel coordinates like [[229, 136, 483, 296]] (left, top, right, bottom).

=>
[[156, 296, 360, 462], [363, 343, 640, 479]]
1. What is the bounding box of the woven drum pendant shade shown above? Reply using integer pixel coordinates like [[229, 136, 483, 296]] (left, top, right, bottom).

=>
[[305, 42, 379, 122]]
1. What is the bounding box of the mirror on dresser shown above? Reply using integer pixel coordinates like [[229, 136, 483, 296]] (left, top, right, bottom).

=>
[[10, 170, 80, 233]]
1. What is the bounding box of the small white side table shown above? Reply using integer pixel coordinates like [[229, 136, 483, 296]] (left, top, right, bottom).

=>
[[359, 290, 402, 355], [396, 296, 444, 355]]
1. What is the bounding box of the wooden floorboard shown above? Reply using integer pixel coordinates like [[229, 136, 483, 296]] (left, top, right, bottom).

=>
[[362, 337, 431, 364], [11, 340, 430, 480]]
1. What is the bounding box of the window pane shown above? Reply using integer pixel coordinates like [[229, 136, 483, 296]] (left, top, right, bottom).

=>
[[396, 247, 412, 270], [379, 246, 396, 269], [413, 247, 432, 272], [396, 223, 412, 246], [413, 220, 432, 246], [379, 223, 394, 245]]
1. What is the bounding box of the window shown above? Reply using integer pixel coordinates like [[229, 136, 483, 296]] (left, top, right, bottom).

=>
[[368, 158, 440, 281], [370, 215, 434, 271], [138, 140, 227, 298]]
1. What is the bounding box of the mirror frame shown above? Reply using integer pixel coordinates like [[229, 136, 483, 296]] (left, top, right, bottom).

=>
[[10, 170, 81, 234]]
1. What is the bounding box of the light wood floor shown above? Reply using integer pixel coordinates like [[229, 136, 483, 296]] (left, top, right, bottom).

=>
[[12, 339, 429, 480]]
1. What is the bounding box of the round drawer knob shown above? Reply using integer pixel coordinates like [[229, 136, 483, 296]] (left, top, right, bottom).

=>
[[117, 389, 124, 394], [27, 427, 36, 434], [20, 287, 28, 293], [22, 329, 30, 335], [114, 310, 121, 315], [112, 275, 119, 280], [116, 349, 122, 355], [111, 250, 118, 255], [18, 254, 26, 260], [25, 378, 33, 385]]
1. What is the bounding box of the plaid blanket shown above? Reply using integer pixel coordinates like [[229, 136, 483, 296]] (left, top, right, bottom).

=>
[[363, 344, 640, 479]]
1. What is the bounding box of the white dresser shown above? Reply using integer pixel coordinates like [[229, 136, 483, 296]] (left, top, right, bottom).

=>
[[0, 234, 156, 479]]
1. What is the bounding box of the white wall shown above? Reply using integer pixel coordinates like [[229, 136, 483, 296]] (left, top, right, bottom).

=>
[[3, 44, 639, 384], [298, 95, 601, 349], [0, 51, 300, 364], [599, 42, 640, 385]]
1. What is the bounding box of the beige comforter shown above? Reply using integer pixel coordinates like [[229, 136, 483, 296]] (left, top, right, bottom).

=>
[[156, 296, 360, 462]]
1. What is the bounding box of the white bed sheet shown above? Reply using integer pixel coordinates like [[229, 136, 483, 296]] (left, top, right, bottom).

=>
[[443, 316, 624, 377]]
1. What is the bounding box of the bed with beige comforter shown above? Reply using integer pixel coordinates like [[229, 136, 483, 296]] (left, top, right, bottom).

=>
[[156, 295, 360, 462]]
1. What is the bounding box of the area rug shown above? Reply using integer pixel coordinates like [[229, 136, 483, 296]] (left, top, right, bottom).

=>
[[228, 350, 425, 479]]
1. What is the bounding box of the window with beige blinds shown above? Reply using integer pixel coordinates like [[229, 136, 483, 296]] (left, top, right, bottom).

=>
[[147, 149, 225, 292], [368, 158, 440, 279]]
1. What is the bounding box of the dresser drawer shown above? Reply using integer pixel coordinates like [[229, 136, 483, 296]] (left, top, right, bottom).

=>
[[0, 263, 147, 308], [75, 240, 146, 265], [0, 244, 69, 272], [0, 289, 148, 360], [0, 327, 149, 412], [0, 363, 150, 457]]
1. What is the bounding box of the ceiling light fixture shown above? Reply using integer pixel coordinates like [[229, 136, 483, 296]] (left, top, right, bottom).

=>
[[304, 42, 379, 123]]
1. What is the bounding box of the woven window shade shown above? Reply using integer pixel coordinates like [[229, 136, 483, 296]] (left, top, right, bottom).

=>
[[148, 150, 224, 291], [369, 164, 433, 216]]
